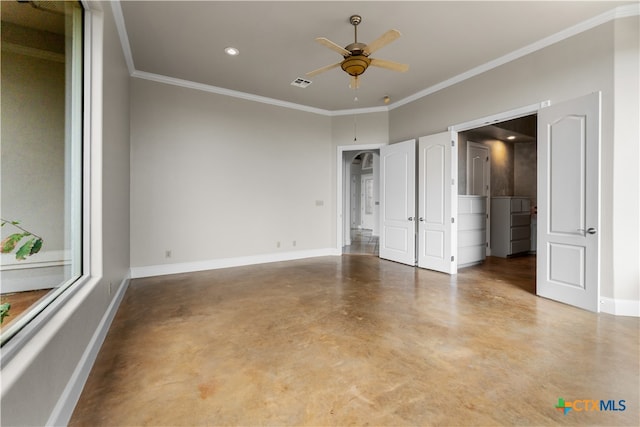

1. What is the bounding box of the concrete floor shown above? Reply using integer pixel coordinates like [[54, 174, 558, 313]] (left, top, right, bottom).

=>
[[70, 255, 639, 426]]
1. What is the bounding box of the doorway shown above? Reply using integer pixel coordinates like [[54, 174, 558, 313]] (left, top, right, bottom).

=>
[[457, 114, 538, 292], [339, 148, 381, 256]]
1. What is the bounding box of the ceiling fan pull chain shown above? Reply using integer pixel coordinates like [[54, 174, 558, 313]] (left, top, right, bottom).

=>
[[353, 114, 357, 142], [353, 86, 358, 141]]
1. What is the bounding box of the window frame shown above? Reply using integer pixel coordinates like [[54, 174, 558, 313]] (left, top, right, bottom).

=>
[[0, 0, 99, 360]]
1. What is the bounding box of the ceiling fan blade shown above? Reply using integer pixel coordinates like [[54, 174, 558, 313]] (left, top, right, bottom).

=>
[[315, 37, 350, 56], [363, 29, 401, 56], [370, 58, 409, 72], [349, 75, 360, 89], [306, 61, 342, 77]]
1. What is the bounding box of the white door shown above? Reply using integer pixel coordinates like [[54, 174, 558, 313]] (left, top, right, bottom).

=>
[[537, 92, 600, 312], [380, 140, 416, 265], [417, 132, 455, 273], [466, 142, 490, 196], [466, 141, 490, 251], [361, 174, 374, 229]]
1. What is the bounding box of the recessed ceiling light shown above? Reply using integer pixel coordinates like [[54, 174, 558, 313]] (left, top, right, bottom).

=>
[[224, 47, 239, 56], [507, 136, 516, 140]]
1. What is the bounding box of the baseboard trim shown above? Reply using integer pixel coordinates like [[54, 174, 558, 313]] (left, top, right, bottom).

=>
[[130, 248, 341, 279], [600, 297, 640, 317], [46, 274, 130, 427]]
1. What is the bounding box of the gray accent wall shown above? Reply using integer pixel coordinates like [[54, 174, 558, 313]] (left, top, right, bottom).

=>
[[514, 142, 537, 206]]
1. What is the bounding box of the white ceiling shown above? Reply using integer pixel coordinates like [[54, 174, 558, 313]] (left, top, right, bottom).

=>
[[115, 1, 635, 112]]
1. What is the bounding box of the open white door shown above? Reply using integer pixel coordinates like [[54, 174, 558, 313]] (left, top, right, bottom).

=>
[[380, 140, 416, 265], [417, 132, 455, 273], [537, 92, 600, 312]]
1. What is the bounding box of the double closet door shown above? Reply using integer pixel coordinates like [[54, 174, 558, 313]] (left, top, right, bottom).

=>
[[377, 93, 601, 312], [379, 132, 456, 274]]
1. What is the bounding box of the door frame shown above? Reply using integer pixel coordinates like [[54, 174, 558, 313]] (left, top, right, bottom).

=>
[[337, 143, 386, 254], [449, 101, 549, 272]]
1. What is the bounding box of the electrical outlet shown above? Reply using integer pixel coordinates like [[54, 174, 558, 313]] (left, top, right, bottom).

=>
[[293, 240, 296, 247], [165, 250, 172, 258], [277, 241, 281, 248]]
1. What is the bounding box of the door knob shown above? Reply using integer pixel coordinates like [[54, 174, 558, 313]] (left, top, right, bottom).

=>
[[408, 217, 414, 221], [578, 228, 597, 235], [419, 217, 424, 222]]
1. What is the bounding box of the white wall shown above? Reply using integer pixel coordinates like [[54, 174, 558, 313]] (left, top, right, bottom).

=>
[[0, 3, 131, 425], [130, 79, 333, 269], [612, 16, 640, 303], [389, 20, 632, 303], [331, 112, 389, 147]]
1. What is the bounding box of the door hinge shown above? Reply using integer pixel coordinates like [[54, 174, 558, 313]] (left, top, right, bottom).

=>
[[452, 178, 455, 186], [451, 256, 455, 261], [451, 217, 455, 223], [451, 141, 455, 147], [486, 156, 489, 162]]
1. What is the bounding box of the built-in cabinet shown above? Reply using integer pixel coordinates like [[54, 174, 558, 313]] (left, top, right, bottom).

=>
[[491, 196, 531, 257], [458, 195, 487, 267]]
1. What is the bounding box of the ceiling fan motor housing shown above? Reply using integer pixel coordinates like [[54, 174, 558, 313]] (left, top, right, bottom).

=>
[[341, 55, 370, 76]]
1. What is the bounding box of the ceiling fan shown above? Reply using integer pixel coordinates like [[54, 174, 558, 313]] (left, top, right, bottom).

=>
[[307, 15, 409, 89]]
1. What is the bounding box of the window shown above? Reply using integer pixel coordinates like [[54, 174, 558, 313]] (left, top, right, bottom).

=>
[[1, 1, 84, 344]]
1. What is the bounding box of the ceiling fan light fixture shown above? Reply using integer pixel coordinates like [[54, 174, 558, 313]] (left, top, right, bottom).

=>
[[307, 14, 408, 88], [341, 55, 370, 76]]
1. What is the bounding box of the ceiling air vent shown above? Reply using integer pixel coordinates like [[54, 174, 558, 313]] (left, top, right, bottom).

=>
[[291, 77, 312, 88]]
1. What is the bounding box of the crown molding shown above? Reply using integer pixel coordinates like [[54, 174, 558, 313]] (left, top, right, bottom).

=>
[[111, 1, 639, 116], [329, 106, 389, 116], [109, 0, 135, 75], [131, 70, 334, 115], [390, 3, 640, 110]]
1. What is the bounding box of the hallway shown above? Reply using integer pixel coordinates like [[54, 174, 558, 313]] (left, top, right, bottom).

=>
[[342, 228, 379, 256], [71, 255, 638, 426]]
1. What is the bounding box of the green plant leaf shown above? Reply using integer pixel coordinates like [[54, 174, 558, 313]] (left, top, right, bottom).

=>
[[0, 302, 11, 324], [1, 233, 26, 253], [16, 239, 36, 260], [30, 238, 43, 255]]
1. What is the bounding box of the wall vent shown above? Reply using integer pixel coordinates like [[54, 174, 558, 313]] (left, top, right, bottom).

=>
[[291, 77, 312, 88]]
